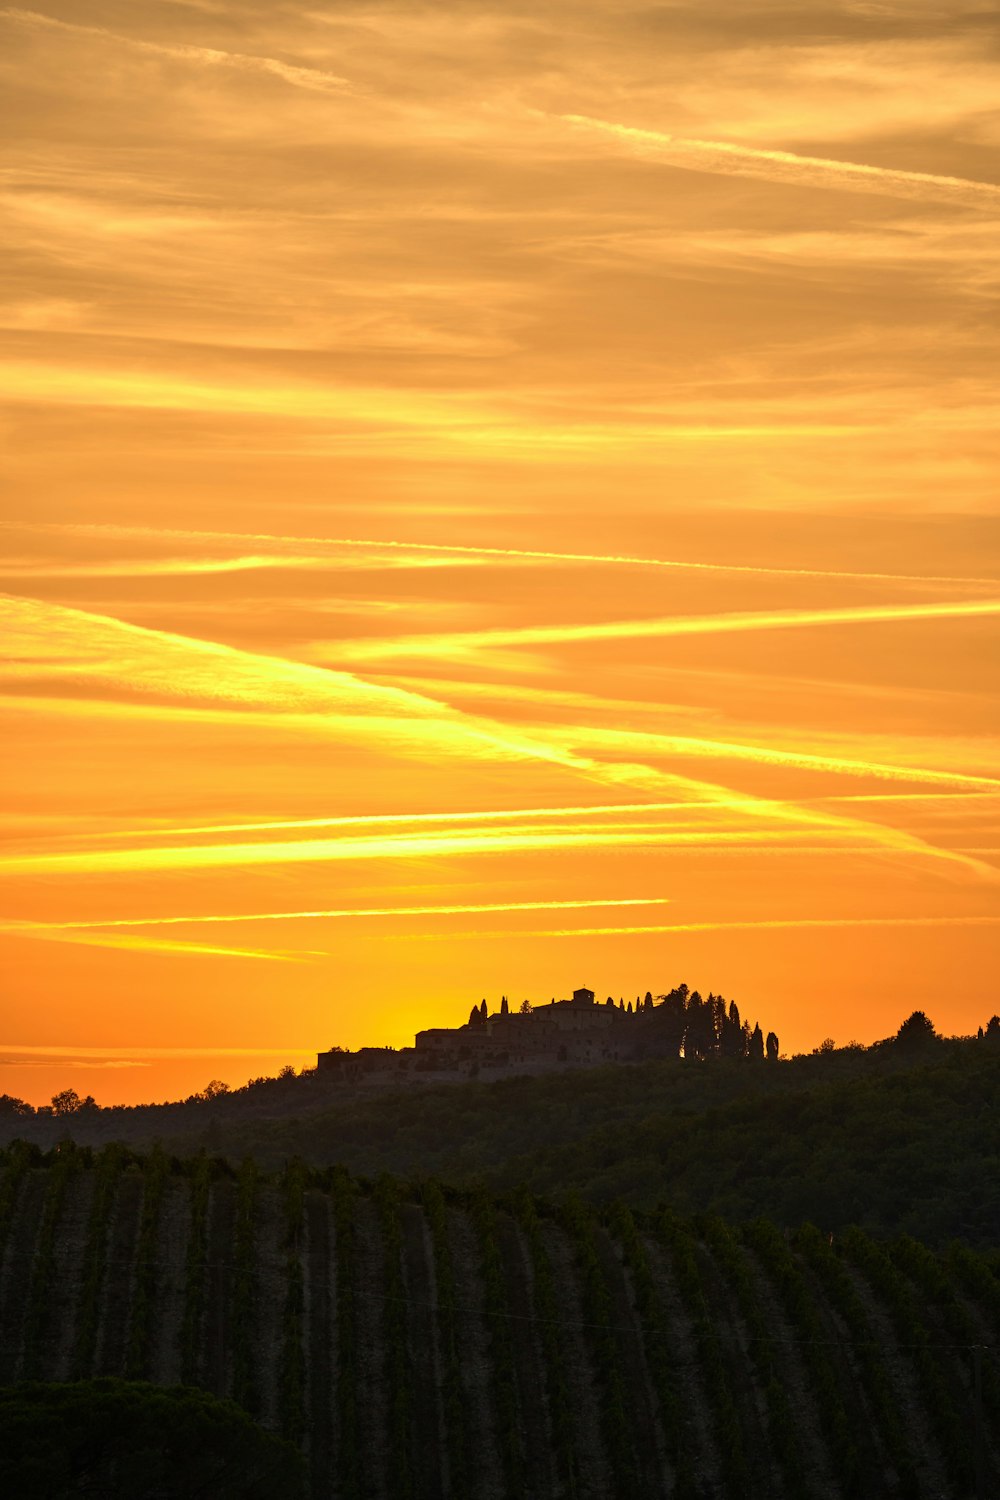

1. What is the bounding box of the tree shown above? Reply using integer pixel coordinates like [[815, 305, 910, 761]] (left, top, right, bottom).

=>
[[0, 1380, 305, 1499], [50, 1090, 82, 1116], [748, 1022, 765, 1061], [895, 1011, 938, 1050], [518, 999, 533, 1015], [203, 1079, 231, 1099], [0, 1094, 33, 1116], [765, 1030, 779, 1062], [500, 995, 509, 1016]]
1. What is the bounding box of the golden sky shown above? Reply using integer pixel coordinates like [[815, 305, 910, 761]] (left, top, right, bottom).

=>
[[2, 1, 999, 1105]]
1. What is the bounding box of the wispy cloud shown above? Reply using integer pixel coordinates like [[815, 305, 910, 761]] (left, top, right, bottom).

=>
[[400, 914, 1000, 940], [1, 894, 673, 932], [2, 8, 356, 94], [20, 523, 1000, 590], [538, 724, 1000, 792], [2, 596, 991, 882], [4, 928, 304, 960], [0, 823, 866, 878], [558, 112, 1000, 209], [323, 598, 1000, 665]]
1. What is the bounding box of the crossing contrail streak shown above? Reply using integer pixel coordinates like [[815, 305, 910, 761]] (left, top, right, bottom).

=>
[[18, 522, 1000, 590], [3, 595, 990, 880], [332, 597, 1000, 664]]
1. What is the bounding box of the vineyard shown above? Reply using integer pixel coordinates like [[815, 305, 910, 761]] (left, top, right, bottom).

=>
[[0, 1142, 997, 1499]]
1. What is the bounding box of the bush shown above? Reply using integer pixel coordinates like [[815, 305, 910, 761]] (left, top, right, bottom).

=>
[[0, 1379, 306, 1499]]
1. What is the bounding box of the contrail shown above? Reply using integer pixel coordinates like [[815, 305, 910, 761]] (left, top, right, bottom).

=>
[[54, 786, 1000, 846], [559, 112, 1000, 210], [330, 597, 1000, 664], [0, 824, 861, 877], [538, 724, 1000, 792], [9, 929, 303, 960], [1, 895, 673, 933], [400, 914, 1000, 940], [19, 522, 1000, 590], [3, 595, 988, 881], [63, 800, 732, 843]]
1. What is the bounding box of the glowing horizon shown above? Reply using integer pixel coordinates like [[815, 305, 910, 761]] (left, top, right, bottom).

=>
[[2, 0, 998, 1106]]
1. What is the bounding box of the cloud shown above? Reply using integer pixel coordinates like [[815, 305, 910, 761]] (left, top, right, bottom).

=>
[[3, 928, 304, 959], [23, 523, 1000, 590], [1, 894, 673, 932], [2, 8, 356, 94], [322, 597, 1000, 665], [1, 595, 988, 882], [538, 724, 1000, 792], [0, 822, 864, 878], [558, 112, 1000, 209], [398, 914, 1000, 940]]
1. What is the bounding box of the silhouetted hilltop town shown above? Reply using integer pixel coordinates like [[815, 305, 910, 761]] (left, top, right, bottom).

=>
[[317, 982, 779, 1083]]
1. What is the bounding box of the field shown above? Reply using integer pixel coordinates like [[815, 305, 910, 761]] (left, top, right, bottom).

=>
[[1, 1143, 998, 1499]]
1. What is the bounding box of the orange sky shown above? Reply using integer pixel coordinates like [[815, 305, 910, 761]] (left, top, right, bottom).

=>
[[2, 1, 999, 1106]]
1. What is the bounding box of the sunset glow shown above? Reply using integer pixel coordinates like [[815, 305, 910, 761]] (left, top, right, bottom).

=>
[[3, 0, 998, 1104]]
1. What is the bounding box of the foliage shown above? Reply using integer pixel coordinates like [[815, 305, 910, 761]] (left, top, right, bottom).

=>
[[72, 1143, 127, 1379], [699, 1214, 806, 1497], [656, 1211, 750, 1495], [279, 1160, 307, 1445], [60, 1034, 995, 1247], [608, 1201, 696, 1498], [0, 1379, 305, 1499], [179, 1152, 214, 1385], [374, 1174, 414, 1500], [421, 1179, 471, 1496], [469, 1185, 523, 1497], [2, 1147, 999, 1498], [793, 1223, 918, 1496], [231, 1158, 258, 1413], [125, 1146, 169, 1380], [842, 1226, 973, 1494], [328, 1165, 361, 1499], [511, 1188, 579, 1496], [23, 1142, 83, 1378], [743, 1217, 861, 1493], [560, 1194, 636, 1497]]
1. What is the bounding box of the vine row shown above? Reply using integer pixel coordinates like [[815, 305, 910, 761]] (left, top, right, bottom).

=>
[[421, 1179, 470, 1498], [71, 1142, 126, 1379], [375, 1173, 415, 1500], [607, 1202, 697, 1499], [125, 1145, 169, 1379]]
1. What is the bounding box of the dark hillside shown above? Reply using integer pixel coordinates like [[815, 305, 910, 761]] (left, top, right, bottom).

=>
[[157, 1042, 1000, 1246], [1, 1145, 998, 1499]]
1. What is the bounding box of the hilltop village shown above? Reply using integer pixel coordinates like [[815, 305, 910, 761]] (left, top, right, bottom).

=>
[[317, 983, 780, 1085]]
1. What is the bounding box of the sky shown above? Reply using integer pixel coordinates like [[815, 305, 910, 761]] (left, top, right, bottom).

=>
[[2, 1, 999, 1106]]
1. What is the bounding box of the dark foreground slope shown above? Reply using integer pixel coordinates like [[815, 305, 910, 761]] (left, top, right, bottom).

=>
[[159, 1043, 1000, 1247], [1, 1144, 998, 1500]]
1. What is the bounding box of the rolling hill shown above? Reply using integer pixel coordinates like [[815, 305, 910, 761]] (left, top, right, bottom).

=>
[[1, 1144, 997, 1499]]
